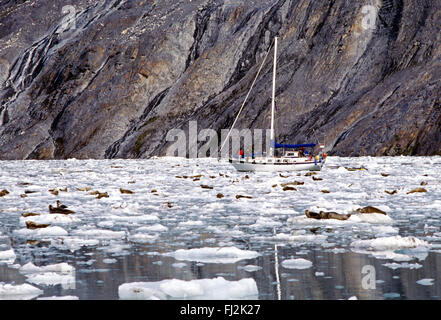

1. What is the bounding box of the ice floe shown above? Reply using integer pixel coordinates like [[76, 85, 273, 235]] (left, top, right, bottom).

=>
[[249, 217, 283, 229], [19, 262, 74, 274], [118, 277, 258, 300], [14, 226, 68, 238], [72, 228, 126, 240], [0, 249, 16, 264], [128, 233, 158, 243], [19, 262, 76, 288], [273, 232, 328, 244], [350, 213, 394, 224], [178, 220, 204, 227], [37, 295, 79, 300], [135, 224, 168, 233], [383, 262, 422, 270], [416, 278, 434, 286], [24, 272, 76, 288], [172, 262, 187, 268], [0, 283, 43, 300], [351, 236, 430, 261], [281, 258, 313, 269], [20, 214, 80, 226], [103, 258, 117, 264], [350, 236, 429, 251], [50, 237, 100, 252], [238, 264, 262, 272], [163, 246, 260, 264]]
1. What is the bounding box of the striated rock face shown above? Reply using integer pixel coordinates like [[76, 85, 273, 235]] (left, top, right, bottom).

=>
[[0, 0, 440, 159]]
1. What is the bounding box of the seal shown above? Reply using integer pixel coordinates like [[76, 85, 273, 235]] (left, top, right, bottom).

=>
[[407, 188, 427, 194], [305, 210, 351, 221], [49, 201, 75, 214], [356, 206, 386, 215], [26, 221, 51, 230]]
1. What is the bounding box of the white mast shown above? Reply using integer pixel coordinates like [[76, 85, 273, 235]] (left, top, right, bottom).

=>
[[219, 38, 274, 157], [269, 36, 278, 157]]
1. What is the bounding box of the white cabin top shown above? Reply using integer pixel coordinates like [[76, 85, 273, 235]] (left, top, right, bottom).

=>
[[284, 151, 300, 157]]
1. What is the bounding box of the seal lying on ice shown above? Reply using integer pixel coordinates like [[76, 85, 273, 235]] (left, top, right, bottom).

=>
[[305, 210, 351, 221], [49, 200, 75, 214]]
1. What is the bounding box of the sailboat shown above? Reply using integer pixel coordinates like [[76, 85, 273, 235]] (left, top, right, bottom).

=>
[[222, 37, 326, 172]]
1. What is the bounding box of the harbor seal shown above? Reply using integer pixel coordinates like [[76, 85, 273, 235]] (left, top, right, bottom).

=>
[[305, 210, 351, 221]]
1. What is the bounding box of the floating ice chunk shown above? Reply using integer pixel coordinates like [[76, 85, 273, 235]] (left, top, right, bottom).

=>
[[288, 215, 354, 226], [97, 221, 115, 228], [274, 233, 327, 244], [118, 277, 258, 300], [103, 258, 117, 264], [159, 279, 204, 298], [108, 214, 159, 223], [348, 296, 358, 300], [426, 200, 441, 210], [350, 236, 429, 251], [351, 213, 393, 224], [383, 262, 422, 270], [416, 278, 434, 286], [250, 217, 282, 229], [25, 272, 76, 287], [20, 214, 80, 226], [238, 265, 262, 272], [37, 295, 79, 300], [281, 258, 313, 269], [226, 227, 246, 238], [328, 248, 347, 254], [178, 220, 204, 227], [72, 229, 126, 239], [19, 262, 76, 288], [19, 262, 75, 274], [203, 202, 225, 211], [128, 233, 158, 243], [0, 249, 16, 264], [205, 225, 226, 234], [172, 262, 187, 268], [50, 237, 100, 252], [370, 225, 399, 236], [112, 202, 140, 214], [0, 283, 43, 300], [14, 226, 68, 238], [163, 246, 260, 264], [101, 243, 132, 256], [351, 236, 429, 262], [364, 250, 414, 261], [135, 224, 168, 233]]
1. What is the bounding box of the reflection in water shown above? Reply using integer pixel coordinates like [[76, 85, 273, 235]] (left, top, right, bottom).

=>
[[2, 241, 441, 300]]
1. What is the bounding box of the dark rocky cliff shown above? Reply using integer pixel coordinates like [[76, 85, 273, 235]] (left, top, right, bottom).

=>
[[0, 0, 440, 159]]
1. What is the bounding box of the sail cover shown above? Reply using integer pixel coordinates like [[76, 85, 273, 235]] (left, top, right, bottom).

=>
[[273, 142, 316, 149]]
